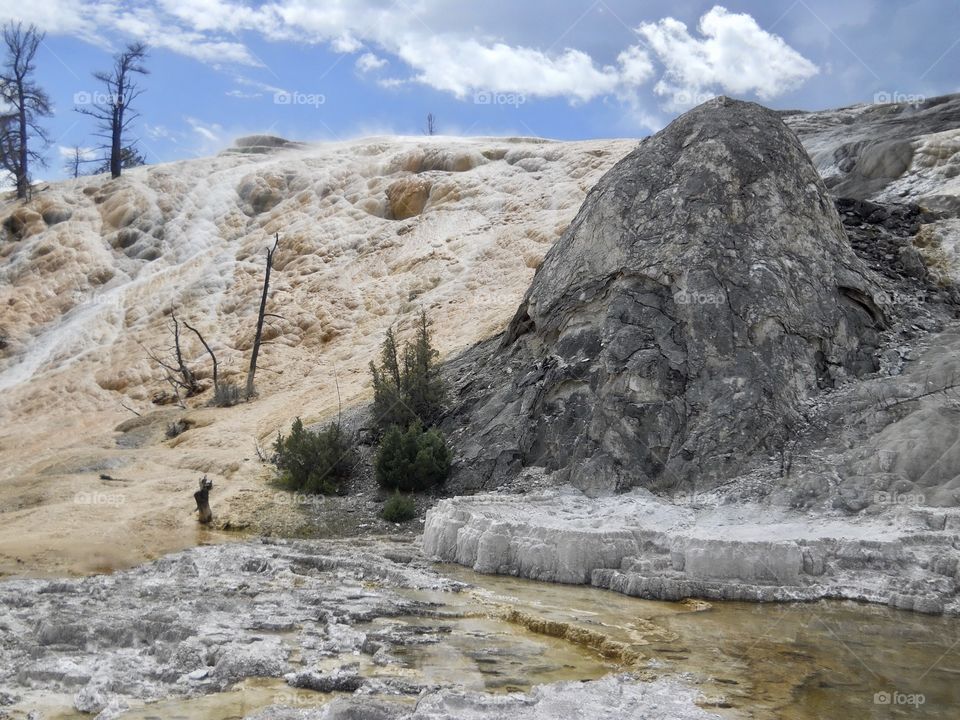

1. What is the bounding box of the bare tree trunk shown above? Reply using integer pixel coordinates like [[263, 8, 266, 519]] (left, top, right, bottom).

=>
[[170, 313, 197, 393], [111, 106, 122, 179], [184, 320, 218, 395], [246, 234, 279, 399], [193, 475, 213, 524], [16, 92, 26, 198]]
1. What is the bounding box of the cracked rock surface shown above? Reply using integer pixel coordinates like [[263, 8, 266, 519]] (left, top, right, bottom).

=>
[[442, 97, 889, 496]]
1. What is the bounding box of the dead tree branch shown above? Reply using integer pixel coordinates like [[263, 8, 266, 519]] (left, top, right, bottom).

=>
[[183, 319, 218, 395]]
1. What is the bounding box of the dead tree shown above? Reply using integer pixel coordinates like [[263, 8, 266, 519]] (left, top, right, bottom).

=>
[[183, 319, 218, 397], [193, 475, 213, 524], [0, 22, 52, 199], [246, 234, 279, 399], [142, 313, 200, 407], [76, 42, 148, 179], [63, 145, 90, 179]]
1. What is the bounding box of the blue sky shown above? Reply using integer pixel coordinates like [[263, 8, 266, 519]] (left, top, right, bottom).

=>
[[1, 0, 958, 180]]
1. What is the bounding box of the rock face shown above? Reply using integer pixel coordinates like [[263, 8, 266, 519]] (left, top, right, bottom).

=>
[[782, 94, 960, 212], [446, 98, 888, 495]]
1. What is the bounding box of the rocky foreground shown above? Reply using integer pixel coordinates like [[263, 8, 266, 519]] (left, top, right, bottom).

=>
[[0, 537, 719, 719]]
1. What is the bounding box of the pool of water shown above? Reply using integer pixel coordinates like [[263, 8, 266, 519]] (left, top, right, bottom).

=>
[[437, 564, 960, 719]]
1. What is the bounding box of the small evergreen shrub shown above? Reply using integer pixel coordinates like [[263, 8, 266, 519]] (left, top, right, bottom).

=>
[[381, 492, 416, 522], [273, 417, 355, 495], [375, 422, 451, 492], [369, 310, 446, 434]]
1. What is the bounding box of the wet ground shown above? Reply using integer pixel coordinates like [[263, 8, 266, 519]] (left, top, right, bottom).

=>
[[0, 539, 957, 719]]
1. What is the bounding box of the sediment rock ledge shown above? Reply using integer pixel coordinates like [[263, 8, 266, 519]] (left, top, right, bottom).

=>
[[423, 489, 960, 615]]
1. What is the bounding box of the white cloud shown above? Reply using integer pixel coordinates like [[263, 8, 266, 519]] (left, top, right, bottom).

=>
[[225, 75, 291, 100], [356, 52, 387, 73], [186, 116, 222, 143], [377, 77, 408, 90], [156, 0, 267, 33], [395, 37, 620, 102], [109, 7, 260, 65], [144, 124, 173, 140], [0, 0, 94, 37], [0, 1, 819, 119], [617, 45, 655, 86], [638, 6, 819, 108], [330, 33, 361, 53]]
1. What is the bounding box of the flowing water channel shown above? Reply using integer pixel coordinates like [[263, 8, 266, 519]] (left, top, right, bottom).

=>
[[29, 562, 960, 720]]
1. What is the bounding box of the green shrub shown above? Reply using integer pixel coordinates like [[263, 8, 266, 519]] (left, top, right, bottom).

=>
[[381, 492, 416, 522], [375, 422, 451, 492], [369, 310, 445, 434], [273, 417, 355, 494]]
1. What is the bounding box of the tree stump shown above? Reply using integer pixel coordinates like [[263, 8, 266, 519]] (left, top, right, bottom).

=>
[[194, 475, 213, 524]]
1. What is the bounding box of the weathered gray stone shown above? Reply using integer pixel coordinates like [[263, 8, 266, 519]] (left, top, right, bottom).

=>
[[783, 94, 960, 211], [443, 97, 887, 496], [285, 665, 363, 693]]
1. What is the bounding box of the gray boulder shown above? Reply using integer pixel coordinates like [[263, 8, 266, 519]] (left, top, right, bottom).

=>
[[445, 97, 887, 496]]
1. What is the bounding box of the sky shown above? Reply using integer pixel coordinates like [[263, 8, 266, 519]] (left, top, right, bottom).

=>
[[0, 0, 957, 181]]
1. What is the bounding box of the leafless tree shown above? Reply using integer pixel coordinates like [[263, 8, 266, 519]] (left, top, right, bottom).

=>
[[426, 112, 436, 136], [76, 42, 148, 179], [246, 234, 280, 398], [63, 145, 91, 179], [142, 312, 200, 407], [0, 22, 52, 199], [183, 319, 219, 397]]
